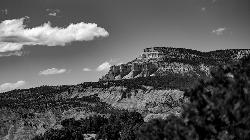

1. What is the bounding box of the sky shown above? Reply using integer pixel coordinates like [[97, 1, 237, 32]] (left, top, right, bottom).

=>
[[0, 0, 249, 92]]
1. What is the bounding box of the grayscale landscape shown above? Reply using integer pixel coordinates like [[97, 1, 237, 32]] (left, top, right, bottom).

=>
[[0, 0, 249, 140]]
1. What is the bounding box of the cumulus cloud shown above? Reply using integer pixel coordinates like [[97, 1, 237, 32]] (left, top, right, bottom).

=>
[[212, 27, 226, 35], [0, 17, 109, 53], [39, 68, 67, 75], [0, 80, 26, 92], [96, 61, 111, 71], [83, 68, 92, 71], [46, 9, 60, 17]]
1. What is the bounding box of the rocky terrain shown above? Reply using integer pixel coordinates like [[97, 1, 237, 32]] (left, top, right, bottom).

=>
[[1, 47, 250, 140], [0, 84, 184, 140], [100, 47, 250, 81]]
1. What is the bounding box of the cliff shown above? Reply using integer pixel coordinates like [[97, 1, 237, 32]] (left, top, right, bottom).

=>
[[100, 47, 250, 81]]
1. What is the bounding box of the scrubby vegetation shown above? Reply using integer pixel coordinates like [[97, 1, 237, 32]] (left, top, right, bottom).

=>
[[33, 111, 144, 140], [0, 90, 115, 114], [137, 56, 250, 140], [31, 56, 250, 140], [162, 48, 249, 66]]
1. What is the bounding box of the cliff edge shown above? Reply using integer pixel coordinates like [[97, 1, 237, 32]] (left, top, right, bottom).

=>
[[100, 47, 250, 81]]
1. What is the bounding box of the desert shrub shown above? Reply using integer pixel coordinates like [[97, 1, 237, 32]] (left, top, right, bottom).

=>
[[96, 111, 144, 140], [33, 127, 85, 140], [137, 115, 198, 140], [97, 123, 121, 140], [136, 119, 166, 140], [117, 111, 144, 140]]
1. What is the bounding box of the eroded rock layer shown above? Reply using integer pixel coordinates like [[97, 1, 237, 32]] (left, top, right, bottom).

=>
[[100, 47, 250, 81]]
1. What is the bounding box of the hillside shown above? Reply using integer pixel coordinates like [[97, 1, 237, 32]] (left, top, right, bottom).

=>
[[30, 54, 250, 140], [0, 83, 184, 140], [0, 47, 250, 140]]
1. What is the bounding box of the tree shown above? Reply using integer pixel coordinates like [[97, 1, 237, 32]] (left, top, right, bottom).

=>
[[182, 56, 250, 139]]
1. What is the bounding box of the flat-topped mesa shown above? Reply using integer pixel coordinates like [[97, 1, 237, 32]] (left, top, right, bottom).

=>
[[141, 47, 171, 60], [99, 47, 250, 81]]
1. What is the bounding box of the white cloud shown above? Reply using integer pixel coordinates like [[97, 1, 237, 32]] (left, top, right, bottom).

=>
[[0, 51, 23, 57], [0, 17, 109, 53], [46, 9, 60, 17], [48, 12, 57, 16], [83, 68, 92, 71], [0, 80, 26, 92], [96, 61, 111, 71], [201, 7, 206, 12], [39, 68, 67, 75], [212, 27, 226, 35], [0, 42, 23, 52]]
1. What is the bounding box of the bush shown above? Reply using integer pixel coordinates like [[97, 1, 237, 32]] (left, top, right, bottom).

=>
[[182, 56, 250, 139], [97, 111, 144, 140]]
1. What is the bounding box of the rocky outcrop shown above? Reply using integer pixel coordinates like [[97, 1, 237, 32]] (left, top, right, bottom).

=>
[[100, 47, 250, 81]]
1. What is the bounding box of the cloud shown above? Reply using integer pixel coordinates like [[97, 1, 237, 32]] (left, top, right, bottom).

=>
[[96, 61, 111, 71], [0, 42, 23, 52], [201, 7, 206, 12], [0, 17, 109, 53], [46, 9, 60, 17], [1, 9, 7, 15], [83, 68, 92, 71], [48, 12, 57, 16], [0, 51, 24, 57], [0, 80, 26, 92], [212, 27, 226, 35], [39, 68, 67, 75]]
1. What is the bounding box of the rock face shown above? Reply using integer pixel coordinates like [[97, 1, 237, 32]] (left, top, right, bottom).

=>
[[100, 47, 250, 81], [64, 86, 185, 121]]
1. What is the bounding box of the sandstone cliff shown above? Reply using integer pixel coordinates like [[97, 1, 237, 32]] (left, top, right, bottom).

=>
[[100, 47, 250, 81]]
